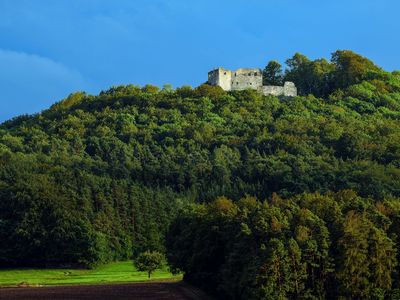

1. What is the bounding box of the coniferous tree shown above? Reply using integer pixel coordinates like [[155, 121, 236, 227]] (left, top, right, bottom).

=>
[[263, 61, 283, 86]]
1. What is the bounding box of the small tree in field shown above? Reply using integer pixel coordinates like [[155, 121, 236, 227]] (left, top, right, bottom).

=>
[[135, 251, 165, 279]]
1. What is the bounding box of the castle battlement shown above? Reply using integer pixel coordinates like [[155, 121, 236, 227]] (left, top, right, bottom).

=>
[[208, 67, 297, 97]]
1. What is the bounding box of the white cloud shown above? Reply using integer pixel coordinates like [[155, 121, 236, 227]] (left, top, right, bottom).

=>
[[0, 49, 89, 121]]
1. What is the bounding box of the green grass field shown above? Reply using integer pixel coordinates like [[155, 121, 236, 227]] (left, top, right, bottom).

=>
[[0, 261, 181, 287]]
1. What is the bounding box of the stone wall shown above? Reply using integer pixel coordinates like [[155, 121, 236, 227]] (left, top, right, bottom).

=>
[[283, 82, 297, 97], [260, 82, 297, 97], [260, 85, 284, 96], [230, 68, 262, 91]]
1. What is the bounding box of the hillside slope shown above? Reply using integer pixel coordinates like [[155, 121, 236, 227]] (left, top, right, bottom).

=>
[[0, 50, 400, 270]]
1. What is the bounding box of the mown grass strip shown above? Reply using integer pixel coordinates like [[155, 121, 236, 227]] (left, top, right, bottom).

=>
[[0, 261, 181, 287]]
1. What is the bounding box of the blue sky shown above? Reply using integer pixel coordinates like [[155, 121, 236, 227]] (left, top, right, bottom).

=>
[[0, 0, 399, 121]]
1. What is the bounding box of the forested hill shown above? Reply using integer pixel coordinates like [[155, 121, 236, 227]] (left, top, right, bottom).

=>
[[1, 50, 400, 270]]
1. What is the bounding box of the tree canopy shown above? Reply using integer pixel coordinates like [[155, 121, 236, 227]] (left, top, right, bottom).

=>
[[135, 251, 165, 278], [167, 192, 400, 299], [1, 50, 400, 297]]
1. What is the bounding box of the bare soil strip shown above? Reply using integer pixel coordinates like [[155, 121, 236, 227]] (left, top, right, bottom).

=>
[[0, 282, 211, 300]]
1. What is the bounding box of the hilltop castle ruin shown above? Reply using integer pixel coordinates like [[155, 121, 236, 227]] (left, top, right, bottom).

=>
[[208, 67, 297, 97]]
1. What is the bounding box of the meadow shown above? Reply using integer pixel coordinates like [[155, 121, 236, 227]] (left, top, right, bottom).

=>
[[0, 261, 180, 287]]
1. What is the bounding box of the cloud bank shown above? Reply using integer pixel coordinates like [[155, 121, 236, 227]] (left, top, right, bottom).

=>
[[0, 49, 87, 121]]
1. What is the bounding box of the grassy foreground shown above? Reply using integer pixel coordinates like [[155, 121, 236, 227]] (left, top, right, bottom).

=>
[[0, 261, 181, 287]]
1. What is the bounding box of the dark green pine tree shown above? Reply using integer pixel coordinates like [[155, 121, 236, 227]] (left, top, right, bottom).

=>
[[336, 211, 371, 299], [255, 238, 291, 300], [262, 60, 283, 86], [287, 238, 307, 298]]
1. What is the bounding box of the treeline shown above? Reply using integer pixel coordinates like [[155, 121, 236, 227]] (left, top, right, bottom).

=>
[[167, 191, 400, 299], [0, 50, 400, 269], [0, 153, 183, 267], [264, 50, 396, 98]]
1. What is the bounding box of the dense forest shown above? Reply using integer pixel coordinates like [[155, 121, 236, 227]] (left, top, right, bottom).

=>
[[1, 50, 400, 298], [167, 193, 400, 299]]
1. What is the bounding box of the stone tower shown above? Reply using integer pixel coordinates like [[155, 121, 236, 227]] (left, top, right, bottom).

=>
[[207, 68, 232, 91]]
